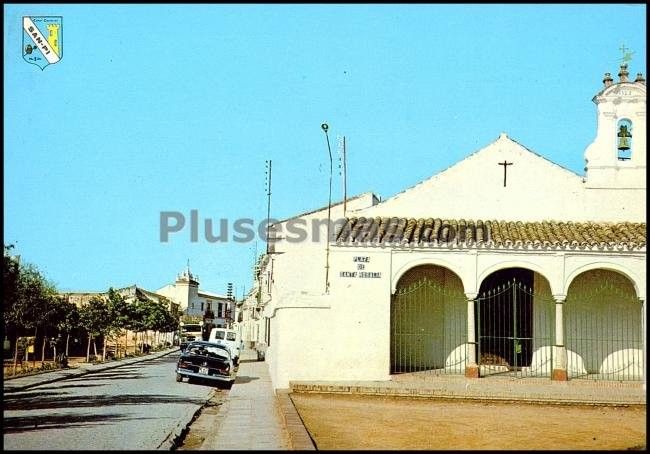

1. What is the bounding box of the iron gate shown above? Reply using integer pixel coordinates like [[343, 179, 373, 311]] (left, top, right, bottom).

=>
[[477, 279, 554, 378], [565, 280, 644, 381], [390, 278, 467, 375]]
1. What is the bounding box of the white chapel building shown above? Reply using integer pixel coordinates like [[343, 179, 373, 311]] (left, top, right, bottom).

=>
[[258, 64, 646, 390]]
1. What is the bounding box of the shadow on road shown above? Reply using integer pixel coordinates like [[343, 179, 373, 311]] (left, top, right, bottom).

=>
[[3, 413, 155, 434], [239, 359, 261, 364], [234, 376, 259, 384], [67, 373, 144, 381], [34, 383, 108, 391], [3, 392, 206, 411]]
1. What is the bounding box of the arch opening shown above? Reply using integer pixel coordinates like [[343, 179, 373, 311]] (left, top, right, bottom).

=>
[[390, 265, 467, 376], [476, 267, 555, 377], [565, 269, 643, 381]]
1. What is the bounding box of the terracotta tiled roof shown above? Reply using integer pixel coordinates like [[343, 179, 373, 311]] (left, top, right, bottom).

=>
[[335, 217, 646, 248]]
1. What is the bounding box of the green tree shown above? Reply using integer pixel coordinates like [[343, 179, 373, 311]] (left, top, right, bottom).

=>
[[2, 250, 60, 372], [147, 301, 169, 348], [161, 303, 181, 346], [3, 245, 20, 315], [106, 288, 131, 358], [15, 263, 55, 369], [3, 245, 22, 373], [39, 294, 68, 366], [79, 296, 111, 362], [56, 298, 79, 357], [127, 298, 149, 354]]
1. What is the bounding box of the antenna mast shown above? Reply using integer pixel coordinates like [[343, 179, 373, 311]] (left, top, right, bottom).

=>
[[264, 160, 272, 254], [343, 136, 347, 217], [321, 123, 332, 294]]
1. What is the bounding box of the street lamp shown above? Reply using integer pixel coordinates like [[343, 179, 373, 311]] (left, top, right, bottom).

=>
[[321, 122, 332, 294]]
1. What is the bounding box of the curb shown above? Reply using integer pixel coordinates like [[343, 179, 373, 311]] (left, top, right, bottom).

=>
[[3, 348, 178, 393], [276, 389, 317, 450], [289, 383, 646, 407], [157, 390, 216, 451]]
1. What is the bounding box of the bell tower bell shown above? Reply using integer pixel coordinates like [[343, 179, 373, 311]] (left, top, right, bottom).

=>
[[584, 64, 646, 189]]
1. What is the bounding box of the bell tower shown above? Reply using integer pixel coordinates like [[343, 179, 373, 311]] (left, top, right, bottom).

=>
[[175, 261, 199, 313], [584, 63, 646, 188]]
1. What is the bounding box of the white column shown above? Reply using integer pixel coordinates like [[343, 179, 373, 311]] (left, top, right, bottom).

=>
[[552, 295, 567, 381], [465, 293, 479, 378], [641, 297, 646, 391], [467, 298, 476, 364], [555, 299, 564, 346]]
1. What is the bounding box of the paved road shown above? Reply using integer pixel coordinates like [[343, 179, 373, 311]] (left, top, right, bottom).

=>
[[3, 351, 218, 450]]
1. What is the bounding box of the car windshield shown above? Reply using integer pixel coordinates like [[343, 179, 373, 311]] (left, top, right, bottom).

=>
[[213, 331, 225, 340], [186, 343, 230, 359], [182, 324, 201, 333], [226, 332, 237, 341]]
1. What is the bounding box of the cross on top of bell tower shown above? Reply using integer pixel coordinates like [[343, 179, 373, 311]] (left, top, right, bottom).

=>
[[177, 259, 199, 284], [585, 55, 646, 189], [619, 44, 634, 65]]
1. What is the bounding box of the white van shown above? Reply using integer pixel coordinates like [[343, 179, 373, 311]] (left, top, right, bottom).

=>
[[209, 328, 243, 364]]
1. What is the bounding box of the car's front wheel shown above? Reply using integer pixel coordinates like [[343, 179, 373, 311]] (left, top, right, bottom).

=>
[[176, 373, 183, 382]]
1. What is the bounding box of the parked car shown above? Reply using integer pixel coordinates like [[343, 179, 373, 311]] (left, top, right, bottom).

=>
[[179, 322, 203, 352], [175, 341, 236, 388], [208, 328, 244, 366]]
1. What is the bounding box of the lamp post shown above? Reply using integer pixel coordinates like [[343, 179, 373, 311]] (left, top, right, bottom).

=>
[[321, 123, 333, 294]]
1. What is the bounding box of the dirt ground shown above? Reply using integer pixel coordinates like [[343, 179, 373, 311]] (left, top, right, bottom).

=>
[[290, 393, 646, 450], [3, 356, 87, 377]]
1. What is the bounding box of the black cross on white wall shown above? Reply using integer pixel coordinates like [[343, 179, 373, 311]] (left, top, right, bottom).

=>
[[498, 160, 513, 187]]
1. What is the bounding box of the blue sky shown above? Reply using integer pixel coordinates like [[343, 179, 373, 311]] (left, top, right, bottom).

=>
[[4, 4, 646, 296]]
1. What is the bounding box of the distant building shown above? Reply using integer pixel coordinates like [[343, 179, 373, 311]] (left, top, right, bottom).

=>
[[61, 285, 177, 312], [156, 265, 233, 327], [235, 254, 272, 349], [59, 284, 180, 354]]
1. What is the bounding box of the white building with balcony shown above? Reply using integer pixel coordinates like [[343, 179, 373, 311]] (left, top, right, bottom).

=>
[[156, 265, 233, 326]]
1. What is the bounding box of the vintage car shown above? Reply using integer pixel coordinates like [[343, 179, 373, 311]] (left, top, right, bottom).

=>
[[208, 328, 244, 366], [175, 341, 236, 388], [179, 322, 203, 352]]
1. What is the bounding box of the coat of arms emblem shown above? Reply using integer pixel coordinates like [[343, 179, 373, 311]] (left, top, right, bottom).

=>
[[23, 16, 62, 70]]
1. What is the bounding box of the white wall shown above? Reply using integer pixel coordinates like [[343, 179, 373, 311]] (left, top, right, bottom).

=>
[[266, 243, 645, 389], [350, 134, 645, 223]]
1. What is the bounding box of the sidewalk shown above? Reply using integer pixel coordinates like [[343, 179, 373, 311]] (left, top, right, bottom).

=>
[[3, 348, 178, 393], [195, 349, 314, 450]]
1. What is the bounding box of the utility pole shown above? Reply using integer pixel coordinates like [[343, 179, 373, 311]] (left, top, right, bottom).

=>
[[343, 136, 347, 217], [321, 123, 333, 294], [265, 160, 272, 254], [226, 282, 233, 328]]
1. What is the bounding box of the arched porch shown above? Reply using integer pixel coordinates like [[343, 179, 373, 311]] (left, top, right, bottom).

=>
[[390, 264, 467, 376], [474, 267, 555, 378], [564, 269, 643, 381]]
